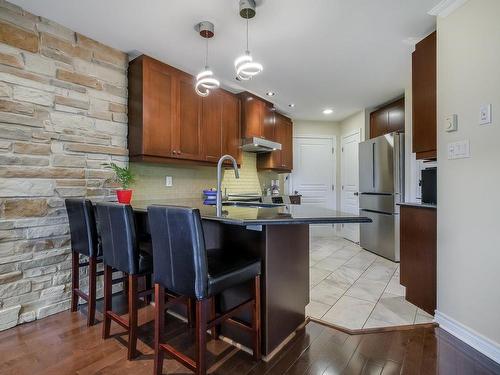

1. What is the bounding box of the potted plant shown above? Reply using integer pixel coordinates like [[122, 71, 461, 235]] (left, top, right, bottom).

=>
[[104, 162, 135, 204]]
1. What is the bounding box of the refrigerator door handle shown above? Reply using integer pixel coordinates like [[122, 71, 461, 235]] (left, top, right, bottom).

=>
[[372, 142, 376, 189]]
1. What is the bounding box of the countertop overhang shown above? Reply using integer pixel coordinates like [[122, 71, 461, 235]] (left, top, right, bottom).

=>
[[130, 199, 372, 226]]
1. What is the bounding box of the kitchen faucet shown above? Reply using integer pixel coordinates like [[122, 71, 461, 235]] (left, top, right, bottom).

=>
[[216, 155, 239, 216]]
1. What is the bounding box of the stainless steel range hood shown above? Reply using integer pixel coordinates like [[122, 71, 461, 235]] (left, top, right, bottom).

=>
[[241, 137, 282, 153]]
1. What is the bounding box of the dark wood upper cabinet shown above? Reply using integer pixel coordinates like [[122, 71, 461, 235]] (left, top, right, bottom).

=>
[[175, 72, 202, 160], [412, 31, 437, 160], [201, 90, 222, 163], [370, 98, 404, 138], [240, 92, 275, 141], [220, 90, 241, 163], [257, 113, 293, 172], [128, 55, 241, 165]]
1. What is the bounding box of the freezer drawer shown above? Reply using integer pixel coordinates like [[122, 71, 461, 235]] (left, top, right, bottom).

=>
[[359, 209, 400, 262], [359, 193, 399, 214]]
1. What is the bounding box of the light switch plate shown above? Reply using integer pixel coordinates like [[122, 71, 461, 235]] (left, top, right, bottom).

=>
[[165, 176, 173, 187], [445, 114, 458, 132], [479, 104, 492, 125], [447, 140, 471, 159]]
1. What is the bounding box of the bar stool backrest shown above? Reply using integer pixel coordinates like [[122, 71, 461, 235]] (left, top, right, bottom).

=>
[[148, 205, 209, 300], [95, 202, 140, 274], [65, 199, 99, 258]]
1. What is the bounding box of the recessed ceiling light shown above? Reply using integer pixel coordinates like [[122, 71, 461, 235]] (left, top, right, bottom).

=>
[[288, 103, 295, 108], [323, 108, 334, 115], [266, 91, 276, 96]]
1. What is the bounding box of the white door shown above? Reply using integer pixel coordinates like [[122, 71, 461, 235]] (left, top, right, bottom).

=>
[[291, 137, 336, 209], [341, 131, 361, 243], [291, 137, 336, 237]]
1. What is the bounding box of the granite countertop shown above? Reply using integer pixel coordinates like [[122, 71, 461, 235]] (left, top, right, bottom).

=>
[[131, 199, 372, 226], [398, 202, 437, 209]]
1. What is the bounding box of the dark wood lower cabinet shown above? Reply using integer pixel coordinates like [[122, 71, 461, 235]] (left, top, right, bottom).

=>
[[400, 205, 436, 315]]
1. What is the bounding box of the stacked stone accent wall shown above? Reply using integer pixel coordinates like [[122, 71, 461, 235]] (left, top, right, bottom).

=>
[[0, 1, 128, 330]]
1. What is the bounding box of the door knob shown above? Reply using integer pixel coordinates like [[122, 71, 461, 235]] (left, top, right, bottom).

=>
[[354, 192, 359, 196]]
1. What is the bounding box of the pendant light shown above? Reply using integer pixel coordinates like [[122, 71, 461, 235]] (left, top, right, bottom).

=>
[[234, 0, 263, 81], [195, 21, 220, 97]]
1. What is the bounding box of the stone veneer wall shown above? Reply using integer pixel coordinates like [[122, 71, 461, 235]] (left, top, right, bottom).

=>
[[0, 1, 128, 330]]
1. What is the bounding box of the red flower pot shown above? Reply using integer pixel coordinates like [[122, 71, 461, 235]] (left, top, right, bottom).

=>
[[116, 189, 133, 204]]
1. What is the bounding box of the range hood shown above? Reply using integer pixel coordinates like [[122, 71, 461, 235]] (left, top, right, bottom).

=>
[[241, 137, 282, 153]]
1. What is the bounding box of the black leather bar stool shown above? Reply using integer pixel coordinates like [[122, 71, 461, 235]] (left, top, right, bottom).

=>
[[65, 198, 101, 327], [148, 205, 262, 375], [95, 202, 154, 360]]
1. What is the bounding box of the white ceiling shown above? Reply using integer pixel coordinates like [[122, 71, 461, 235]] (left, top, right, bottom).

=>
[[11, 0, 438, 121]]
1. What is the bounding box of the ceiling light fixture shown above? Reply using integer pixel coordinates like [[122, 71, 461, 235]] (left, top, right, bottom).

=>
[[288, 103, 295, 108], [266, 91, 276, 96], [323, 108, 334, 115], [234, 0, 263, 81], [195, 21, 220, 97]]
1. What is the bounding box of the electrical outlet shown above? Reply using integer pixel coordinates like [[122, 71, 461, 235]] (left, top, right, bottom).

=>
[[165, 176, 173, 187]]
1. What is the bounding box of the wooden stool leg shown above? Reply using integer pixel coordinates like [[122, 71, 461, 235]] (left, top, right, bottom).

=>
[[154, 284, 165, 375], [127, 274, 138, 360], [145, 274, 152, 304], [252, 275, 262, 361], [210, 297, 219, 340], [102, 265, 112, 339], [123, 272, 129, 297], [195, 299, 208, 375], [87, 256, 97, 326], [71, 251, 79, 312]]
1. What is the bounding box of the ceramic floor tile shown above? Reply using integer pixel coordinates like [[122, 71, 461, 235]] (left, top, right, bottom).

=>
[[345, 278, 387, 302], [313, 255, 347, 272], [343, 252, 376, 271], [330, 246, 360, 261], [369, 293, 418, 325], [310, 267, 331, 287], [321, 296, 376, 330], [305, 300, 331, 319], [414, 313, 434, 324], [384, 276, 405, 296], [361, 263, 397, 283], [310, 278, 350, 305], [363, 317, 394, 329], [327, 265, 364, 285]]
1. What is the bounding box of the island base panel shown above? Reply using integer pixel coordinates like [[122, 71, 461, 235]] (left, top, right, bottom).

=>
[[215, 223, 309, 356]]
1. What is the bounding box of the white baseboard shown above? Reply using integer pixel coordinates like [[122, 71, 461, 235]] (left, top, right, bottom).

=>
[[434, 310, 500, 364]]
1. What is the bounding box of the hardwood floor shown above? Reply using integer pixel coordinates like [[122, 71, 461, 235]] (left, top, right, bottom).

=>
[[0, 297, 498, 374]]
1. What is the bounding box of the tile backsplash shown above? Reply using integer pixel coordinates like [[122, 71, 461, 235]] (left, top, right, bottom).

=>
[[130, 152, 279, 200]]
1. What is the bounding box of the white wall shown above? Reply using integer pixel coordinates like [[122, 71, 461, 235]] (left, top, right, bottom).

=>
[[436, 0, 500, 360]]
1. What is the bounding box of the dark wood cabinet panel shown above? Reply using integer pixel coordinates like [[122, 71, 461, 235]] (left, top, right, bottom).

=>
[[412, 31, 437, 160], [128, 55, 241, 166], [257, 113, 293, 172], [176, 73, 202, 160], [201, 90, 222, 162], [370, 98, 404, 138], [221, 91, 241, 164], [262, 104, 275, 141], [400, 205, 436, 315], [240, 92, 264, 139]]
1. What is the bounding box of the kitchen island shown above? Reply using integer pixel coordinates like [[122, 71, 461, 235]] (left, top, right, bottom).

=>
[[131, 199, 371, 359]]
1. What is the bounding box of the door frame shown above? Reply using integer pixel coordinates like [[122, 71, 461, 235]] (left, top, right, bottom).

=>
[[288, 135, 337, 210], [340, 128, 362, 241]]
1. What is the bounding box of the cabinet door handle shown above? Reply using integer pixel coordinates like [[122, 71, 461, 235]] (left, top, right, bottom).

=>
[[173, 150, 177, 155], [177, 150, 181, 155]]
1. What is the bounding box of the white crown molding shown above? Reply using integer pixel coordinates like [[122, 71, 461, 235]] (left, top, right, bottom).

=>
[[428, 0, 469, 17], [435, 311, 500, 364]]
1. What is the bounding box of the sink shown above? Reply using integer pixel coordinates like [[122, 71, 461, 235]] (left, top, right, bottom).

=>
[[222, 201, 285, 208]]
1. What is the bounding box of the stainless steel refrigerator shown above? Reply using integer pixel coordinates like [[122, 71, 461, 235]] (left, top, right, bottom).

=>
[[359, 132, 404, 262]]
